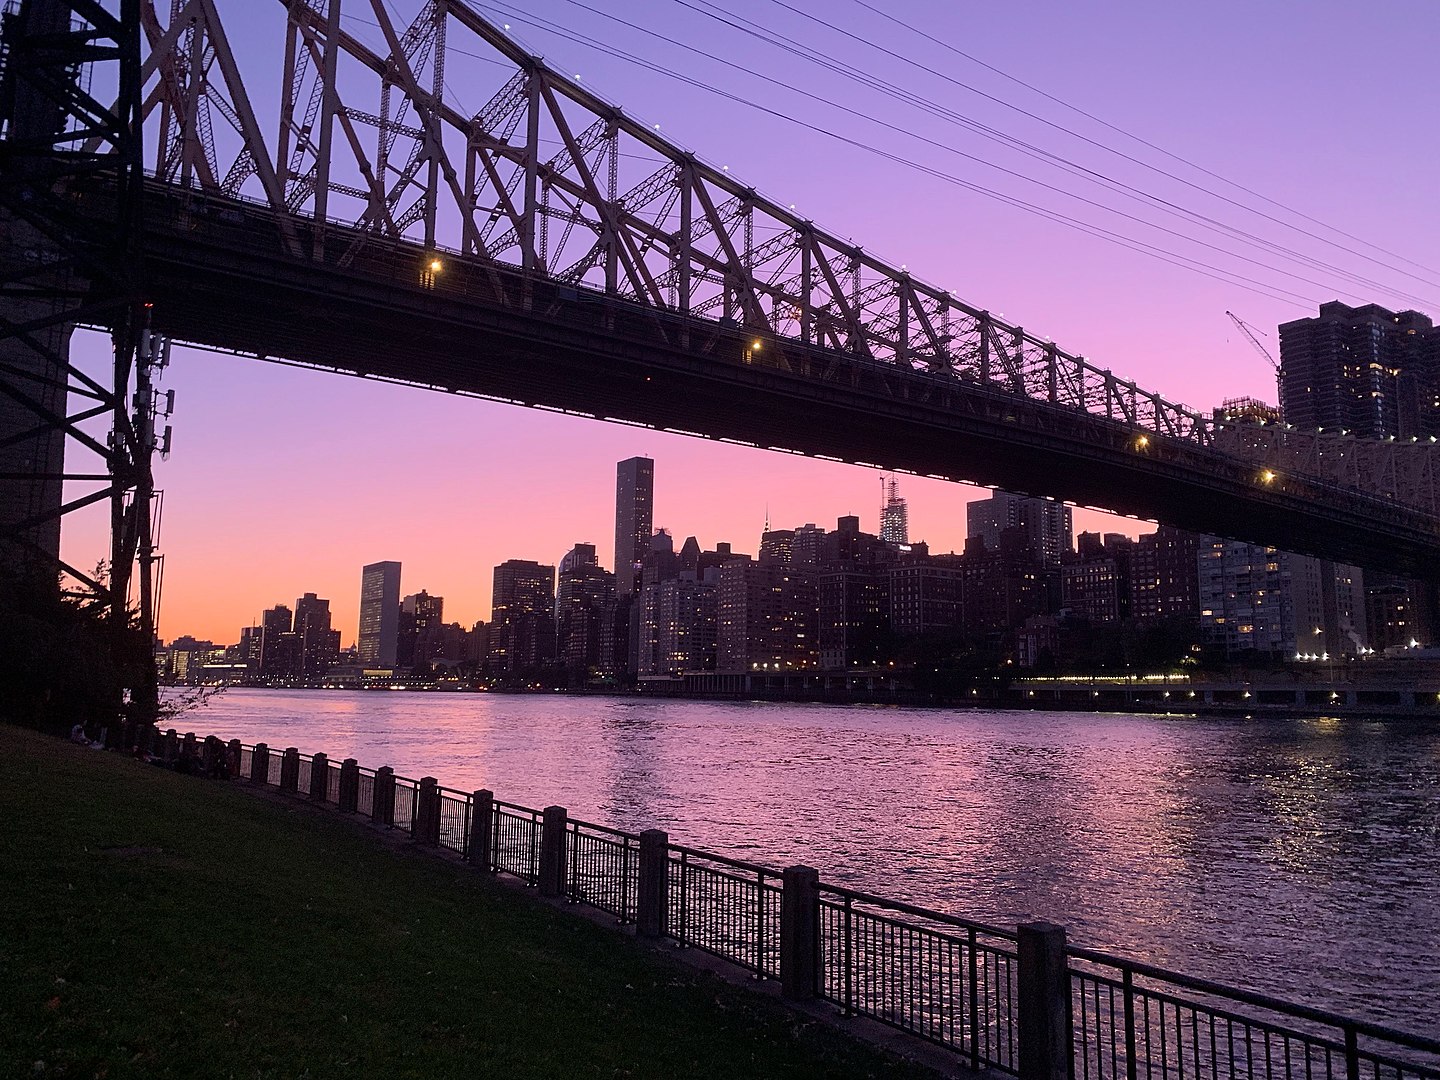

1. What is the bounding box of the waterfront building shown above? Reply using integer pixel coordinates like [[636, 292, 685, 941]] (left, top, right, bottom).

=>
[[960, 530, 1046, 635], [613, 457, 654, 598], [258, 604, 301, 680], [358, 560, 401, 668], [888, 553, 964, 636], [716, 558, 818, 673], [397, 590, 444, 672], [293, 592, 340, 678], [489, 559, 556, 675], [818, 565, 889, 669], [1279, 301, 1440, 437], [967, 491, 1072, 569], [556, 547, 615, 679], [1197, 541, 1366, 658], [1062, 533, 1133, 625], [1130, 527, 1203, 624], [655, 570, 719, 675]]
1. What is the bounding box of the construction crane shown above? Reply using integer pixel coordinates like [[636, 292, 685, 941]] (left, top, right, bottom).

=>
[[1226, 310, 1283, 406]]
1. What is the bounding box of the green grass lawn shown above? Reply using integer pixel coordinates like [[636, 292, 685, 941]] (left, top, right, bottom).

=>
[[0, 724, 941, 1079]]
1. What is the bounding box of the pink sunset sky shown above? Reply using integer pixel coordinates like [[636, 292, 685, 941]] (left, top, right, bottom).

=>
[[59, 0, 1440, 646]]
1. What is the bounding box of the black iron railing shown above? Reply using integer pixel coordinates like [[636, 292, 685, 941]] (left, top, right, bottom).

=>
[[207, 738, 1434, 1080], [818, 884, 1019, 1072], [667, 845, 782, 978], [566, 818, 638, 921], [1069, 949, 1440, 1080], [491, 800, 542, 884]]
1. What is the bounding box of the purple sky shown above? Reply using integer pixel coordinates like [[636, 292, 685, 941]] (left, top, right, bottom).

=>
[[63, 0, 1440, 644]]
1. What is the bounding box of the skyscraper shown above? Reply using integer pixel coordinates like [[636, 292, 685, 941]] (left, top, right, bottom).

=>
[[358, 561, 401, 668], [1279, 301, 1440, 437], [966, 491, 1072, 569], [613, 457, 654, 598], [293, 592, 340, 678], [880, 477, 909, 545], [489, 559, 557, 675]]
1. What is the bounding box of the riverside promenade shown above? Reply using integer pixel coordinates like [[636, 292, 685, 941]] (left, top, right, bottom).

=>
[[0, 724, 939, 1079]]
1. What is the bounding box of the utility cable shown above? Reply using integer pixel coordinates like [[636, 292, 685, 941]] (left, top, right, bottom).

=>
[[476, 0, 1317, 307]]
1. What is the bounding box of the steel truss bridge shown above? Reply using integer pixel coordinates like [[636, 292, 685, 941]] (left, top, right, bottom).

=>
[[2, 0, 1439, 636]]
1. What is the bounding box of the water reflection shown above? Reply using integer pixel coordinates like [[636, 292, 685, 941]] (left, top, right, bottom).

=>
[[190, 689, 1440, 1032]]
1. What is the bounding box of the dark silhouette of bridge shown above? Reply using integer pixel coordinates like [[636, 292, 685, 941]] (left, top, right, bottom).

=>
[[3, 0, 1438, 630]]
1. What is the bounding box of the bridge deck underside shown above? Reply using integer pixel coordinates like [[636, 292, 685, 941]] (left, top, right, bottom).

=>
[[129, 187, 1440, 579]]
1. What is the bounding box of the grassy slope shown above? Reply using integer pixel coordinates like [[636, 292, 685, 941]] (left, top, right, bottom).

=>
[[0, 725, 939, 1080]]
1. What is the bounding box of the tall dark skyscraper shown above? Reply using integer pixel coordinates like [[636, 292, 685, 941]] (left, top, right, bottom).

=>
[[966, 491, 1072, 569], [490, 559, 557, 675], [1279, 301, 1440, 437], [293, 592, 340, 678], [358, 561, 401, 668], [613, 457, 654, 598]]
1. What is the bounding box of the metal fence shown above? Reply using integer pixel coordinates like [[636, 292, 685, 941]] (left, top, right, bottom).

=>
[[357, 769, 375, 818], [566, 818, 638, 922], [1069, 950, 1440, 1080], [216, 740, 1436, 1080], [492, 800, 542, 884], [667, 845, 782, 978], [438, 788, 470, 856], [818, 884, 1018, 1072]]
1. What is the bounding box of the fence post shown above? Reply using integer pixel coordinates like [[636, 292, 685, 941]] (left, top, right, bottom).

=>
[[637, 829, 669, 937], [309, 752, 328, 800], [182, 731, 198, 763], [201, 736, 220, 776], [1018, 921, 1070, 1080], [372, 766, 395, 826], [539, 805, 568, 897], [780, 865, 820, 1000], [414, 777, 441, 845], [226, 738, 242, 779], [468, 789, 494, 869], [165, 728, 178, 762], [251, 742, 269, 784], [280, 748, 299, 793], [338, 757, 359, 813]]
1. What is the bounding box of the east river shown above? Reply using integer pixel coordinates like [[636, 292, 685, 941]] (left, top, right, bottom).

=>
[[188, 689, 1439, 1034]]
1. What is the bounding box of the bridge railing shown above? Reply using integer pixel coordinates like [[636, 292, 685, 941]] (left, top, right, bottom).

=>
[[180, 736, 1439, 1080]]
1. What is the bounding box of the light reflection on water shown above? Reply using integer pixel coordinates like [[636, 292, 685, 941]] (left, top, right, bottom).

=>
[[188, 689, 1439, 1032]]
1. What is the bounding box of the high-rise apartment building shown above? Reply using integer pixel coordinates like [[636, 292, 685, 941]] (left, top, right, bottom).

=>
[[1197, 541, 1366, 658], [1129, 527, 1203, 624], [358, 561, 401, 668], [556, 544, 615, 678], [397, 590, 444, 671], [716, 559, 818, 672], [293, 592, 340, 678], [489, 559, 557, 675], [1279, 301, 1440, 437], [613, 457, 654, 598], [257, 604, 298, 679], [967, 491, 1072, 569]]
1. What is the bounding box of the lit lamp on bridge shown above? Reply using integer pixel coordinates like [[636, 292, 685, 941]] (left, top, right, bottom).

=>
[[421, 255, 443, 289], [745, 338, 762, 363]]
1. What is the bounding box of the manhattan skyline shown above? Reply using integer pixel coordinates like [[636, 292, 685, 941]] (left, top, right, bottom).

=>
[[53, 0, 1440, 645]]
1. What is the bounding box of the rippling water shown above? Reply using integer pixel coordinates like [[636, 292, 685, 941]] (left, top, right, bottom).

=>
[[184, 689, 1440, 1033]]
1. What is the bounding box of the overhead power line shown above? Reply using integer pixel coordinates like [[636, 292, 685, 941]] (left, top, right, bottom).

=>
[[680, 0, 1439, 311], [476, 0, 1318, 307], [810, 0, 1440, 290]]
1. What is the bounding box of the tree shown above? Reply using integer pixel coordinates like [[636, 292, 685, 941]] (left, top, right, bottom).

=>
[[0, 571, 157, 733]]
